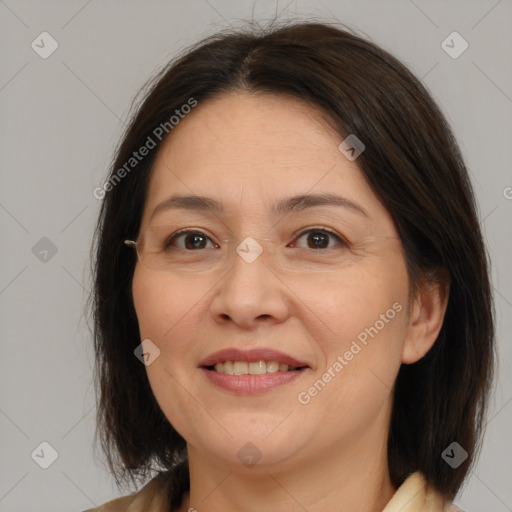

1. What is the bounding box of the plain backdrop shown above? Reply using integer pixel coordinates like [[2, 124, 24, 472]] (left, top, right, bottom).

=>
[[0, 1, 511, 511]]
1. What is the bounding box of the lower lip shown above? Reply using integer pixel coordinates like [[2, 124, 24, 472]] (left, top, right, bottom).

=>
[[200, 367, 309, 394]]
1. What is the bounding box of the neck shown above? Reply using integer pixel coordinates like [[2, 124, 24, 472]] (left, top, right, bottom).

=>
[[176, 416, 396, 512]]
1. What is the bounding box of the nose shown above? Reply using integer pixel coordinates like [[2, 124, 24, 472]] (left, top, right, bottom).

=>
[[209, 245, 291, 329]]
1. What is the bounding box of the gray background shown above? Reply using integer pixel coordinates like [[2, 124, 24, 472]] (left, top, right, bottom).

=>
[[0, 1, 511, 511]]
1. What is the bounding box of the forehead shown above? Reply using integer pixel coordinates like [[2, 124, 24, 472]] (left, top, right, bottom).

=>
[[158, 91, 344, 170], [142, 92, 393, 229]]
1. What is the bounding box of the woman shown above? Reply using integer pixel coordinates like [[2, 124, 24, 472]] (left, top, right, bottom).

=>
[[85, 21, 495, 512]]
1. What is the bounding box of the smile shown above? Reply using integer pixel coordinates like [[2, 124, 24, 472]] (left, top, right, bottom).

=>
[[208, 360, 307, 374], [198, 347, 312, 394]]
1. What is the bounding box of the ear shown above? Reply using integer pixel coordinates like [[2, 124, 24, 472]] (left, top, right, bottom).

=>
[[402, 271, 450, 364]]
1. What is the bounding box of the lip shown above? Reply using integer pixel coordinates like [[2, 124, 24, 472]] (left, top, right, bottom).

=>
[[198, 348, 311, 395], [200, 367, 309, 394], [198, 348, 310, 368]]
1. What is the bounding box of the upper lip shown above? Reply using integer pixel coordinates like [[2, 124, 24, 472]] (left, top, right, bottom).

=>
[[199, 348, 310, 368]]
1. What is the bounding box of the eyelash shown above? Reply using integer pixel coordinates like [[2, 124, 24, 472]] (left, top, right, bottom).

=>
[[164, 227, 348, 250]]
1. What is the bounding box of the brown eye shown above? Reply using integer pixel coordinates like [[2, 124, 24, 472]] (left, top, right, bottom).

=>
[[292, 228, 346, 250], [165, 230, 217, 250]]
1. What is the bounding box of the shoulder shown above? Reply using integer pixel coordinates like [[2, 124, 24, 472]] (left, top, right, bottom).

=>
[[383, 472, 465, 512], [81, 472, 172, 512]]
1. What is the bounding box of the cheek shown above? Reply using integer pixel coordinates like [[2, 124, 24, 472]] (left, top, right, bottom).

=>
[[131, 268, 209, 438], [132, 267, 208, 343], [301, 255, 409, 351], [297, 255, 409, 419]]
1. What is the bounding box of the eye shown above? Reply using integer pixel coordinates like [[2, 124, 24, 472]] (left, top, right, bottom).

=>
[[291, 228, 347, 250], [163, 227, 347, 251], [164, 229, 218, 250]]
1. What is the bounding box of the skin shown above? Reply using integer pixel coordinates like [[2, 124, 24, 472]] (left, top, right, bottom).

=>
[[131, 91, 449, 512]]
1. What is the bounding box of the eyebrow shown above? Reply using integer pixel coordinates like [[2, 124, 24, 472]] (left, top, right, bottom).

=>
[[150, 193, 368, 220]]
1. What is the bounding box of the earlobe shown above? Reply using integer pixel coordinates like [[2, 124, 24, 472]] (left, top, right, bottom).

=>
[[402, 274, 450, 364]]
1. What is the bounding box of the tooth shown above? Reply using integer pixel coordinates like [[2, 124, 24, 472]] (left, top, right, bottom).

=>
[[248, 361, 266, 375], [212, 360, 301, 374], [233, 361, 249, 375], [266, 361, 279, 373]]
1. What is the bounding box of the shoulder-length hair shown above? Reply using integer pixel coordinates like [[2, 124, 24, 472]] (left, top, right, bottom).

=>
[[87, 20, 495, 506]]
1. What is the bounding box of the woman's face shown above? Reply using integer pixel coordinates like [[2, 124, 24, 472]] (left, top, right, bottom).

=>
[[131, 91, 415, 471]]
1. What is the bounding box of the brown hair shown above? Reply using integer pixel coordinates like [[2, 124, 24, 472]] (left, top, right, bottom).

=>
[[87, 20, 495, 507]]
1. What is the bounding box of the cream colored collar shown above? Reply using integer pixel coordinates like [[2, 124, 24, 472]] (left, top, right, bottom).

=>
[[84, 470, 463, 512], [383, 472, 462, 512]]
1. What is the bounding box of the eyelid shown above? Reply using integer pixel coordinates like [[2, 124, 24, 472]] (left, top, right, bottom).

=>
[[166, 227, 221, 248], [290, 226, 349, 248], [166, 226, 348, 248]]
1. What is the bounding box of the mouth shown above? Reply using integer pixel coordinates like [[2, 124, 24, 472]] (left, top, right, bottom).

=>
[[198, 347, 311, 373], [204, 360, 309, 375], [198, 348, 311, 394]]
